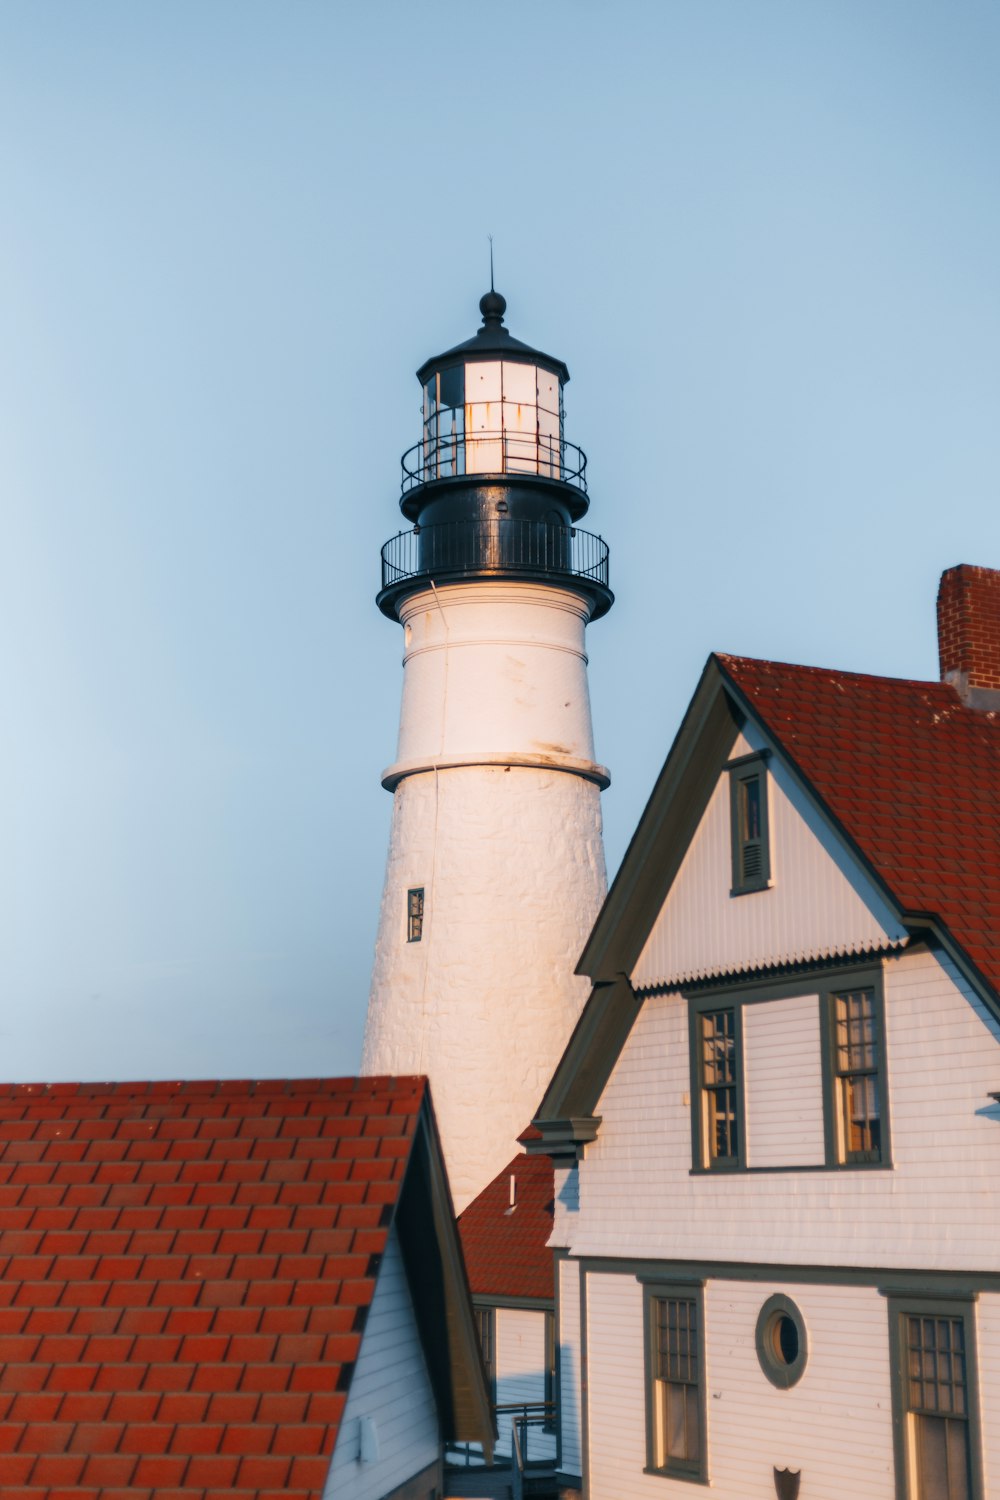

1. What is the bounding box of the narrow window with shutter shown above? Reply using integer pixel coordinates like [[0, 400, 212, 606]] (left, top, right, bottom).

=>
[[728, 753, 771, 894]]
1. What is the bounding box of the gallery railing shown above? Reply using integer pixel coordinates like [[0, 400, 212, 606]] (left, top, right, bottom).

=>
[[380, 518, 609, 592], [401, 415, 587, 497]]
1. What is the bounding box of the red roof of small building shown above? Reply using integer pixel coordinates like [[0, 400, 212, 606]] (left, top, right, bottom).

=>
[[458, 1150, 554, 1303], [0, 1075, 426, 1500], [718, 654, 1000, 999]]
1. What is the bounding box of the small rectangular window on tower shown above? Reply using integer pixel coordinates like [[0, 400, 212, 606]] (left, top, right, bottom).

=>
[[406, 888, 425, 943]]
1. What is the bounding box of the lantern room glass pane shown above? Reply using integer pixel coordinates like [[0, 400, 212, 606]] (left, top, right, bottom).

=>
[[467, 360, 502, 403], [502, 360, 536, 403], [536, 368, 560, 414], [438, 363, 464, 410], [538, 403, 561, 478], [465, 360, 501, 474]]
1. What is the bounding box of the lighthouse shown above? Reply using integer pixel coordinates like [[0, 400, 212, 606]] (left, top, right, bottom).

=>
[[362, 288, 613, 1213]]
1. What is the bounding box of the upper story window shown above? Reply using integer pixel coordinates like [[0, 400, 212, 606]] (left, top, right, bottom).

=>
[[832, 986, 882, 1163], [728, 751, 771, 894], [697, 1007, 742, 1169], [688, 967, 889, 1173]]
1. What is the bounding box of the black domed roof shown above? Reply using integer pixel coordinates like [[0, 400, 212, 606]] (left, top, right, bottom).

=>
[[416, 291, 570, 386]]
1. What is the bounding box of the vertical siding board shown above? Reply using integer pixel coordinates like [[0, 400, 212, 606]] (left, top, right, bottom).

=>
[[559, 1258, 583, 1476], [575, 946, 1000, 1270], [631, 735, 906, 991], [743, 994, 825, 1168], [324, 1224, 439, 1500], [977, 1293, 999, 1495], [586, 1273, 897, 1500]]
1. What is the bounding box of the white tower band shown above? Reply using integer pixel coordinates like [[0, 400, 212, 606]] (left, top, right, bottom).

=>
[[362, 290, 613, 1213]]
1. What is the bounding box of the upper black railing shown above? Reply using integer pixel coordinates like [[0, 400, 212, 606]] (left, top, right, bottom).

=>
[[380, 518, 609, 594], [401, 416, 588, 497]]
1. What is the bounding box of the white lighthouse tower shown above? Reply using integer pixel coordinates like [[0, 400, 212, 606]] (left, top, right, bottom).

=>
[[362, 288, 613, 1213]]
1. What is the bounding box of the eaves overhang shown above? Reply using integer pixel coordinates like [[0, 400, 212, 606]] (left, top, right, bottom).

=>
[[394, 1092, 496, 1453]]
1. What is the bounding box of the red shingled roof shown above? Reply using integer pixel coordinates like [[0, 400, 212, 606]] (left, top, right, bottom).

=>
[[0, 1075, 426, 1500], [458, 1150, 554, 1302], [718, 654, 1000, 999]]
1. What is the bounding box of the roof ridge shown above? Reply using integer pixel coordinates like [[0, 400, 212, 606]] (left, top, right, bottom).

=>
[[716, 651, 959, 697]]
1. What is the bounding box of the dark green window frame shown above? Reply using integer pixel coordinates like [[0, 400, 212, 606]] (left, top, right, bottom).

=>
[[755, 1293, 808, 1389], [885, 1292, 984, 1500], [641, 1279, 708, 1484], [689, 1001, 745, 1171], [821, 982, 889, 1166], [688, 965, 890, 1173], [728, 751, 771, 895], [407, 886, 425, 943]]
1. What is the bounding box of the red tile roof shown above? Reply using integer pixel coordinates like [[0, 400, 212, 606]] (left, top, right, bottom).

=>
[[718, 654, 1000, 998], [0, 1075, 426, 1500], [458, 1151, 554, 1302]]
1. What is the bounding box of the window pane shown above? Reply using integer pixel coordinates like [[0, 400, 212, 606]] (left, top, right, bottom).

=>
[[438, 363, 464, 409], [843, 1074, 880, 1156], [917, 1415, 950, 1499], [914, 1412, 971, 1500], [664, 1381, 687, 1458], [702, 1010, 735, 1084], [835, 989, 878, 1070], [684, 1385, 701, 1463], [739, 776, 761, 842]]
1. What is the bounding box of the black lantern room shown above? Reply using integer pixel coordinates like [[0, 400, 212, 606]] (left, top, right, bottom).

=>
[[377, 291, 613, 620]]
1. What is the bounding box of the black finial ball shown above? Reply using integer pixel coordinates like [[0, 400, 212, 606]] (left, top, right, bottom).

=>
[[479, 289, 507, 322]]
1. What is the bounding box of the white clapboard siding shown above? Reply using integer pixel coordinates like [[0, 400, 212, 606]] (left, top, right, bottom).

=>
[[743, 994, 825, 1168], [585, 1272, 896, 1500], [494, 1307, 556, 1464], [558, 1257, 583, 1477], [573, 946, 1000, 1270], [324, 1223, 439, 1500], [631, 730, 906, 989]]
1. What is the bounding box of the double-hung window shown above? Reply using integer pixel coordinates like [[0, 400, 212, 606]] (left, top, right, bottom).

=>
[[830, 985, 882, 1162], [692, 1008, 746, 1170], [886, 1295, 983, 1500], [642, 1281, 707, 1483], [693, 1006, 742, 1169]]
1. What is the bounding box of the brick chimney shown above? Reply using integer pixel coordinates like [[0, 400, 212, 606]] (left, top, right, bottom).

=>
[[937, 564, 1000, 710]]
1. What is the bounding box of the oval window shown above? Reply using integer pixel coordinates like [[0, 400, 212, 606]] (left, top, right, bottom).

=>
[[755, 1294, 808, 1389]]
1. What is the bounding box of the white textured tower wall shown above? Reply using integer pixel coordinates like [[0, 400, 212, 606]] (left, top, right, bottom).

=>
[[363, 580, 608, 1213]]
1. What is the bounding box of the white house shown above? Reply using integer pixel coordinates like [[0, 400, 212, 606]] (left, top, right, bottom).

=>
[[530, 564, 1000, 1500]]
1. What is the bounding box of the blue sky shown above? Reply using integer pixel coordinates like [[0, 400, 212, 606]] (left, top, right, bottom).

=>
[[2, 1, 998, 1080]]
